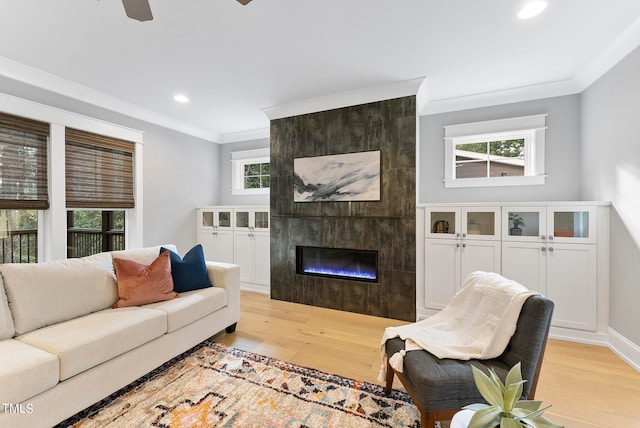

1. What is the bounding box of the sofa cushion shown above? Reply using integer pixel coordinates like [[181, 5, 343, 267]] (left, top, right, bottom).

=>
[[0, 280, 15, 340], [0, 339, 59, 404], [144, 286, 227, 333], [0, 252, 117, 335], [111, 244, 177, 266], [160, 244, 212, 293], [112, 252, 178, 308], [17, 307, 167, 381]]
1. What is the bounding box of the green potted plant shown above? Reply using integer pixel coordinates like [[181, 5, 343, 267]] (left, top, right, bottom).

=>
[[508, 213, 525, 236], [462, 362, 563, 428]]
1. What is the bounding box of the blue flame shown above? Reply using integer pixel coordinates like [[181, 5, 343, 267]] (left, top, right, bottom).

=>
[[303, 267, 376, 280]]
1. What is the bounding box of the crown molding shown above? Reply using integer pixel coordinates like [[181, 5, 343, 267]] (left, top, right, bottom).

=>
[[0, 91, 144, 143], [419, 79, 581, 116], [421, 17, 640, 117], [0, 56, 221, 143], [218, 127, 270, 144], [261, 77, 425, 120], [574, 15, 640, 91]]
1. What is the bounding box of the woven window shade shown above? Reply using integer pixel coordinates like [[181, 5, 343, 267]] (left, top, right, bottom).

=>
[[0, 112, 50, 209], [65, 128, 135, 209]]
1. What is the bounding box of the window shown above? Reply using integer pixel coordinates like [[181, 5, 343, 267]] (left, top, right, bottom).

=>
[[67, 210, 125, 258], [65, 128, 135, 257], [231, 148, 270, 195], [244, 161, 270, 189], [65, 128, 135, 208], [443, 115, 546, 188], [1, 209, 38, 263], [0, 111, 49, 263]]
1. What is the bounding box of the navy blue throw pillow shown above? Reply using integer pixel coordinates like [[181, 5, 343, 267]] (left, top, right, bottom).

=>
[[160, 244, 212, 293]]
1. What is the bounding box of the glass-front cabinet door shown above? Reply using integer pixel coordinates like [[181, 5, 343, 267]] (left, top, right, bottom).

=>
[[234, 210, 250, 229], [200, 210, 215, 230], [547, 206, 596, 244], [425, 207, 459, 239], [502, 207, 546, 242], [199, 208, 232, 230], [502, 206, 596, 244], [234, 208, 270, 230], [216, 210, 232, 229], [254, 209, 270, 230], [426, 206, 500, 240], [462, 207, 501, 241]]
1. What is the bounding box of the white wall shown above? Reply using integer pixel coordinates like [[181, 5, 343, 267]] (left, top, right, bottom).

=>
[[419, 95, 582, 203], [217, 138, 270, 206], [581, 45, 640, 347], [0, 76, 220, 254]]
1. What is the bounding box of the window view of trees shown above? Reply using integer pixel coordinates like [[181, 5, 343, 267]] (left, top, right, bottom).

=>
[[455, 139, 525, 179], [0, 210, 38, 263], [67, 210, 125, 258], [244, 162, 270, 189], [71, 210, 124, 230]]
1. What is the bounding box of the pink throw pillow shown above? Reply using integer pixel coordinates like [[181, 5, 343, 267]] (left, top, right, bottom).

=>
[[112, 251, 178, 308]]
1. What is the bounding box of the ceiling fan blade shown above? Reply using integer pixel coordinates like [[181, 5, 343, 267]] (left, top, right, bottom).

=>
[[122, 0, 153, 21], [237, 0, 252, 5]]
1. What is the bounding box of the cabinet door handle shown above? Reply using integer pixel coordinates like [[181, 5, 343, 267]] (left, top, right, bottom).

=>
[[548, 235, 554, 240], [541, 247, 546, 252], [462, 233, 467, 238], [548, 247, 554, 252], [541, 235, 546, 240], [462, 243, 466, 248], [456, 243, 460, 248]]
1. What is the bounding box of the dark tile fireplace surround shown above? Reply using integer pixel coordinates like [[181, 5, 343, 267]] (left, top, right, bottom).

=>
[[269, 96, 417, 322]]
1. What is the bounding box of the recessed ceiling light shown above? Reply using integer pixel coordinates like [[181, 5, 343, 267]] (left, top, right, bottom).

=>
[[517, 0, 547, 19], [174, 94, 189, 103]]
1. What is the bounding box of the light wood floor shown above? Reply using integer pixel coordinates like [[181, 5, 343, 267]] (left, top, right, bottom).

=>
[[217, 291, 640, 428]]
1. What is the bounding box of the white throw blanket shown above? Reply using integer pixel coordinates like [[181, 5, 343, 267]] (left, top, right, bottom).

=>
[[377, 271, 539, 382]]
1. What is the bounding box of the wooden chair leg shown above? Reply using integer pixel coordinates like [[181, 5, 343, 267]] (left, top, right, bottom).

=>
[[424, 410, 437, 428], [385, 360, 395, 394]]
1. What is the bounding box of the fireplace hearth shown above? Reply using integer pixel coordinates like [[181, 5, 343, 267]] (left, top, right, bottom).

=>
[[296, 246, 378, 283]]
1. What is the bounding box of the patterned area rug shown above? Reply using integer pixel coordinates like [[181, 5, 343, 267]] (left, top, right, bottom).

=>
[[57, 340, 420, 427]]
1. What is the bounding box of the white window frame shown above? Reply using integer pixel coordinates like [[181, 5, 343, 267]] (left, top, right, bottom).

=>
[[443, 114, 547, 188], [231, 148, 270, 195], [1, 93, 143, 261]]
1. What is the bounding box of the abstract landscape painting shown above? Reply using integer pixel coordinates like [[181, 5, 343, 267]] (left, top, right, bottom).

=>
[[293, 151, 380, 202]]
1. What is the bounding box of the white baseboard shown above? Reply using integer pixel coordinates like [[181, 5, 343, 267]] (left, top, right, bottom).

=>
[[608, 328, 640, 373], [240, 282, 270, 295], [548, 326, 609, 346]]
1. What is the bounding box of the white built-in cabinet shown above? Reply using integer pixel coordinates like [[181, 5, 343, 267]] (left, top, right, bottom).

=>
[[418, 202, 610, 343], [197, 206, 270, 294], [424, 206, 501, 309], [198, 208, 234, 264], [501, 205, 599, 332]]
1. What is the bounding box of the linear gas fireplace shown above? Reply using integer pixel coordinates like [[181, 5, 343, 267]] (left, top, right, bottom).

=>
[[296, 246, 378, 283]]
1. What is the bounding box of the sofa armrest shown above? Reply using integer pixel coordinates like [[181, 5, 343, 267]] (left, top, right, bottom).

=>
[[205, 262, 240, 319]]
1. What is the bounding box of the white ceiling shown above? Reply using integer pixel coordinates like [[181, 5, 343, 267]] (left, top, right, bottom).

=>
[[1, 0, 640, 143]]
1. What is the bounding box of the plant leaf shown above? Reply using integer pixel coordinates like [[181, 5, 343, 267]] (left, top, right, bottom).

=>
[[463, 403, 490, 411], [519, 404, 553, 420], [522, 414, 565, 428], [505, 362, 523, 387], [467, 405, 502, 428], [514, 400, 542, 412], [500, 416, 524, 428], [471, 365, 504, 406], [503, 380, 526, 411], [489, 368, 506, 394]]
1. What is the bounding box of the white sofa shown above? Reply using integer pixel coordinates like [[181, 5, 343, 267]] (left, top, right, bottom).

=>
[[0, 245, 240, 428]]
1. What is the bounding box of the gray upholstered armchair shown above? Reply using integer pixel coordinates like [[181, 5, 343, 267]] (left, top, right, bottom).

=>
[[384, 295, 554, 428]]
